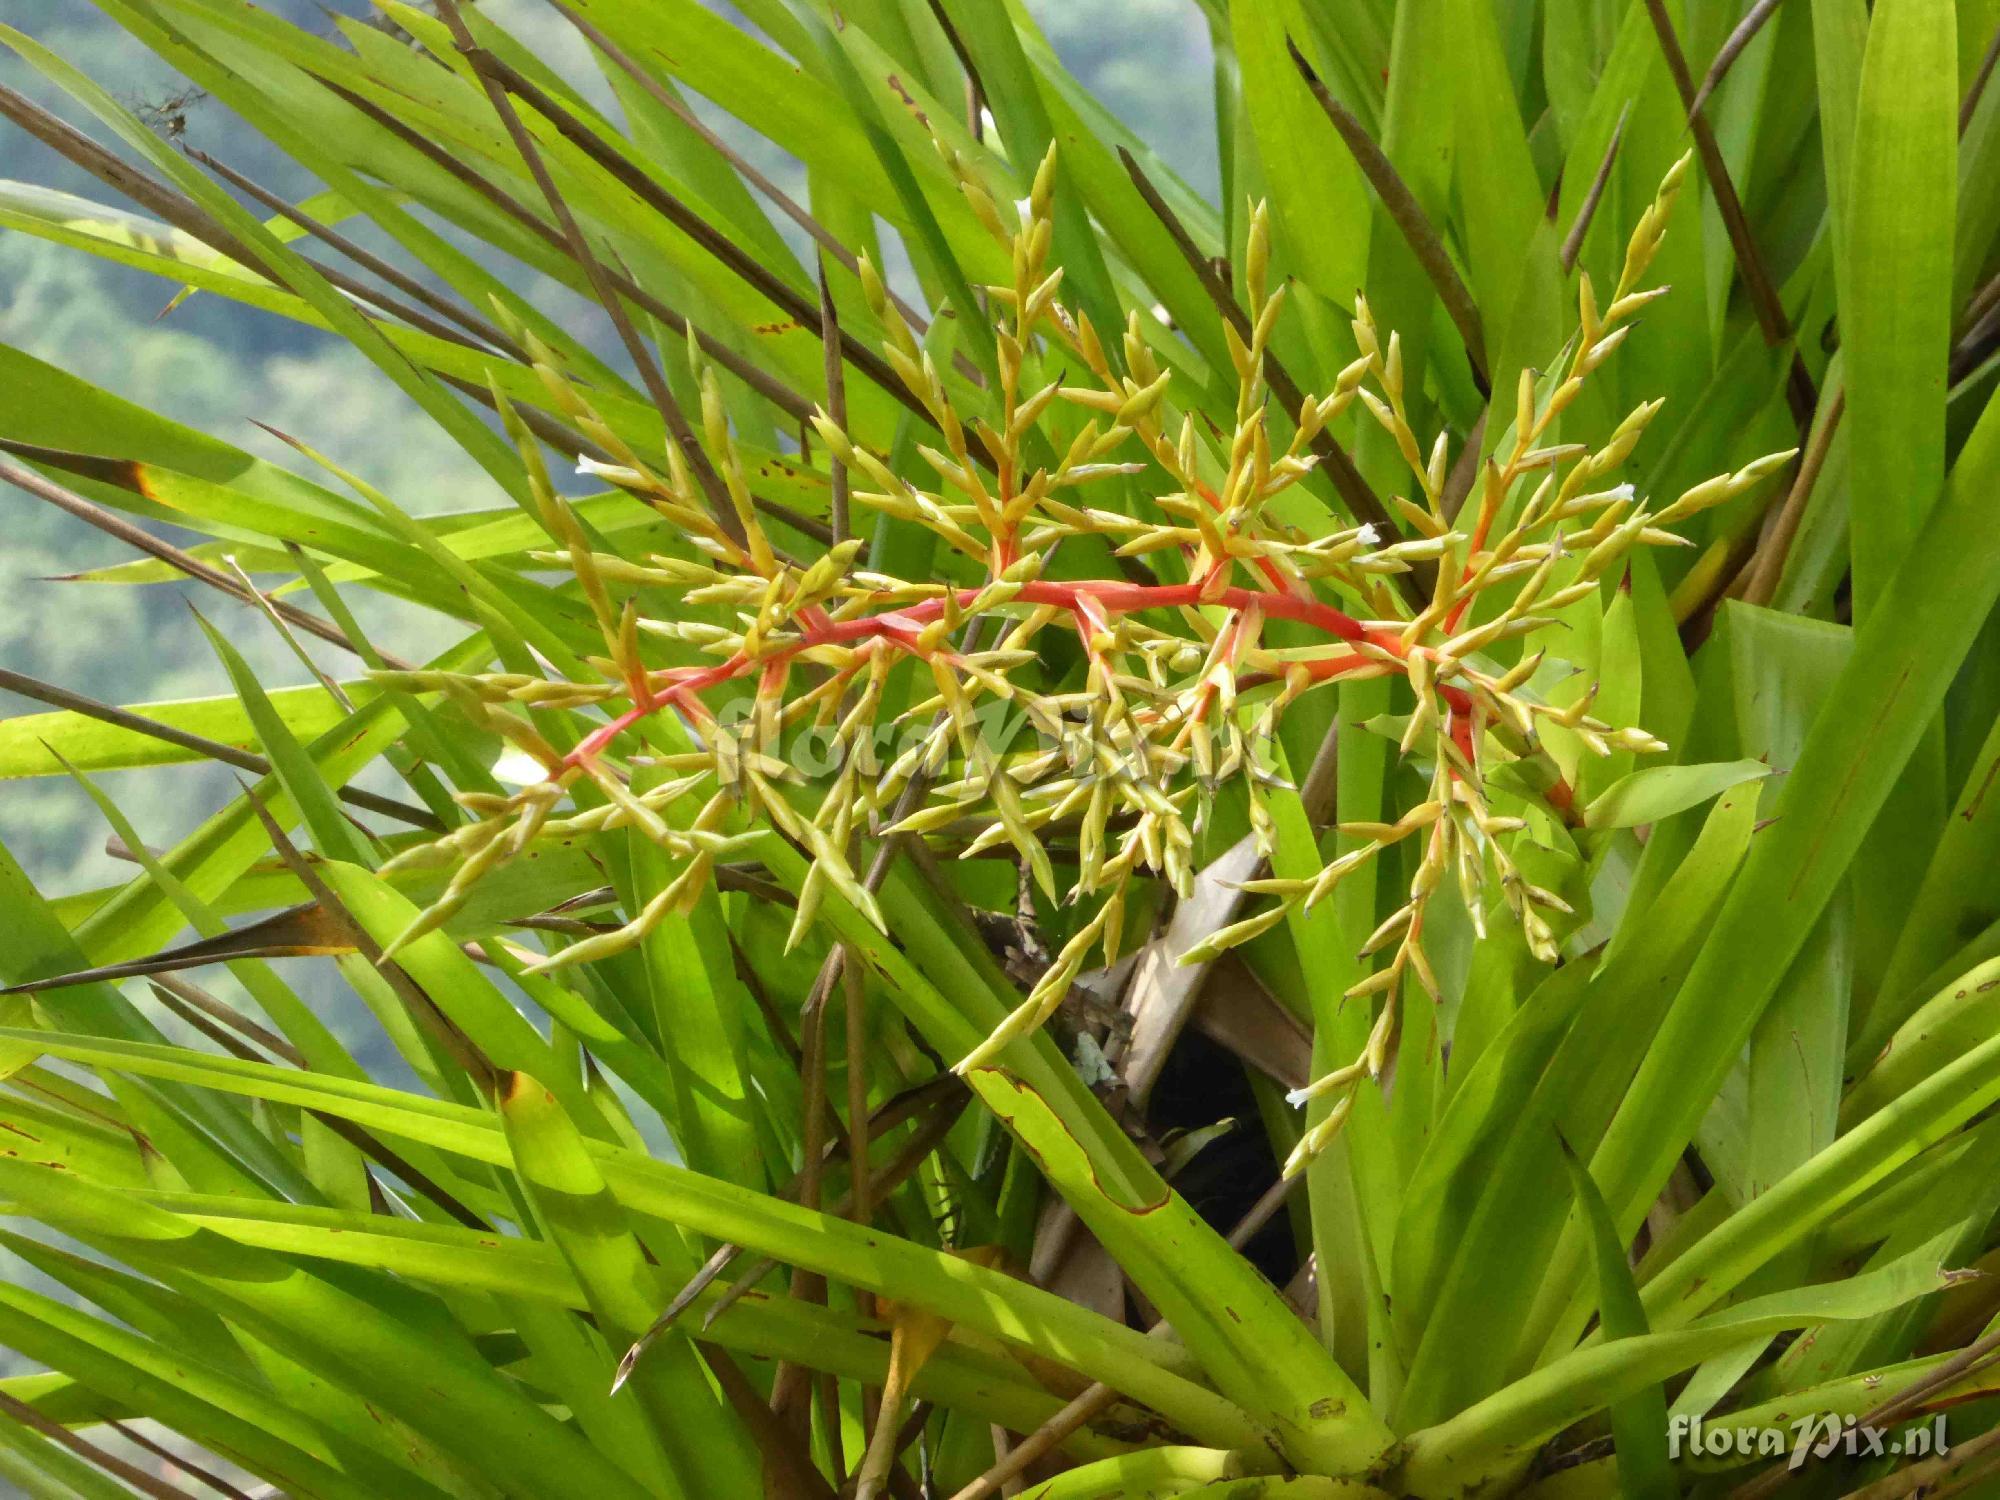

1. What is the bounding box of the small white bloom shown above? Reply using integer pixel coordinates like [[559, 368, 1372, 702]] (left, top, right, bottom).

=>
[[1150, 302, 1172, 325], [1606, 482, 1636, 502], [1013, 196, 1033, 222], [979, 106, 998, 136], [491, 748, 550, 787], [576, 455, 644, 486], [1284, 1086, 1313, 1109], [1356, 523, 1381, 546]]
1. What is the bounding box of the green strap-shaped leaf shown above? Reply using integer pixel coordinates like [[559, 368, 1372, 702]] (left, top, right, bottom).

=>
[[1230, 0, 1370, 312], [0, 686, 347, 778], [1398, 1237, 1956, 1495], [977, 1067, 1391, 1475], [1396, 779, 1761, 1427], [71, 632, 489, 964], [619, 803, 762, 1187], [1583, 759, 1769, 829], [0, 1027, 1251, 1449], [191, 612, 373, 869], [1558, 1138, 1672, 1500], [1565, 387, 2000, 1344], [1844, 0, 1957, 618], [0, 1156, 655, 1500], [106, 1187, 1125, 1454], [501, 1071, 757, 1498], [0, 1277, 449, 1500]]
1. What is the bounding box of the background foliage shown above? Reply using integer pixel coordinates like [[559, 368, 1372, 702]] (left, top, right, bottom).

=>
[[0, 0, 1997, 1497]]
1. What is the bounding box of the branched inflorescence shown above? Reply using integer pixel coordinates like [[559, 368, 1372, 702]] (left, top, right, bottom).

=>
[[379, 145, 1791, 1174]]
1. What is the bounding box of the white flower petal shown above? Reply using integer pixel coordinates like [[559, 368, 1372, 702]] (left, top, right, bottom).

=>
[[491, 748, 550, 787], [576, 455, 644, 485]]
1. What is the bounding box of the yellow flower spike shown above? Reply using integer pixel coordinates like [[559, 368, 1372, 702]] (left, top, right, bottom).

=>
[[1174, 903, 1291, 967], [1245, 198, 1272, 305], [1282, 1095, 1355, 1179]]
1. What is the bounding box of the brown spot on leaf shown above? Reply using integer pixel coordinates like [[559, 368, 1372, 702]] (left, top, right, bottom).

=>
[[884, 73, 930, 129]]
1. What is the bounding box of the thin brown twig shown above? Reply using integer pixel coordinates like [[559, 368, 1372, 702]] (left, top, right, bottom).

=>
[[459, 48, 929, 431], [764, 787, 934, 1427], [187, 146, 524, 358], [1642, 0, 1816, 427], [149, 977, 306, 1067], [1438, 410, 1489, 523], [0, 458, 389, 667], [108, 1422, 256, 1500], [9, 82, 710, 529], [699, 1091, 971, 1339], [220, 557, 356, 717], [1929, 1437, 2000, 1500], [0, 1390, 189, 1500], [1953, 301, 2000, 386], [242, 782, 501, 1096], [314, 77, 815, 425], [695, 1342, 840, 1500], [1286, 39, 1490, 388], [615, 1077, 964, 1385], [730, 935, 805, 1068], [542, 0, 940, 343], [922, 0, 991, 118], [844, 957, 873, 1229], [1862, 1326, 2000, 1429], [0, 81, 499, 366], [431, 369, 836, 545], [1560, 104, 1631, 273], [837, 875, 876, 1461], [1963, 21, 2000, 135], [0, 80, 221, 246], [150, 977, 272, 1062], [0, 666, 438, 830], [820, 256, 852, 548], [434, 0, 748, 549], [1689, 0, 1788, 120], [1964, 269, 2000, 342], [773, 971, 839, 1428], [1835, 1423, 2000, 1500], [1728, 1326, 2000, 1499], [657, 614, 1012, 1423], [138, 976, 486, 1228], [1735, 390, 1844, 606]]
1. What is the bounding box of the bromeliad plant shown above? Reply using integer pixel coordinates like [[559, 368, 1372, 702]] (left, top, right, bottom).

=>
[[388, 145, 1793, 1175], [1, 1, 1999, 1499]]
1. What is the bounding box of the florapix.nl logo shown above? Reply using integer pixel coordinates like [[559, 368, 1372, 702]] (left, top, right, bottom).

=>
[[1669, 1413, 1949, 1471]]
